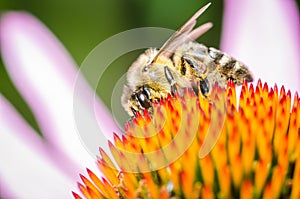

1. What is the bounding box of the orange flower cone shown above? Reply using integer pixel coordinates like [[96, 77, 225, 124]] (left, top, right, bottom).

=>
[[73, 80, 300, 199]]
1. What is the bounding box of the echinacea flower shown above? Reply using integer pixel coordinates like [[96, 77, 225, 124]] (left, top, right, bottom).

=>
[[72, 1, 300, 198], [73, 80, 300, 199], [0, 1, 299, 199]]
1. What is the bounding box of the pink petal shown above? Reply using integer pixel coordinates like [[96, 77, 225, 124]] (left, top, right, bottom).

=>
[[0, 12, 121, 173], [221, 0, 300, 93], [0, 94, 83, 178], [0, 95, 75, 198]]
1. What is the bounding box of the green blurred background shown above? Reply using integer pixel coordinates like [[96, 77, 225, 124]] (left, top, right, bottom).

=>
[[0, 0, 299, 134]]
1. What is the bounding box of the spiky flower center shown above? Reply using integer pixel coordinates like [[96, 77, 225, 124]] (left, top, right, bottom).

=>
[[73, 80, 300, 199]]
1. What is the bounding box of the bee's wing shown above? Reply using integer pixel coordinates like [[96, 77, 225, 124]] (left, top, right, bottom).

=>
[[152, 3, 213, 62]]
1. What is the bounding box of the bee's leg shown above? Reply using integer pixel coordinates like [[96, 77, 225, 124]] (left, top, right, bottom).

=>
[[183, 55, 198, 67], [130, 107, 137, 117], [199, 78, 210, 97], [142, 85, 151, 98], [198, 78, 215, 105], [164, 66, 177, 96], [182, 55, 206, 77]]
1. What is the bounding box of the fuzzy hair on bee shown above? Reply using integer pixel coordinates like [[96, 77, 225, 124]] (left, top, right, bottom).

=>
[[122, 3, 253, 116]]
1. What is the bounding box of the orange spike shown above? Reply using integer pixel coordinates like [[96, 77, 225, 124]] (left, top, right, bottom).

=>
[[255, 79, 262, 95], [256, 125, 272, 164], [101, 177, 119, 199], [288, 93, 300, 159], [241, 80, 249, 99], [86, 186, 104, 199], [218, 164, 231, 197], [264, 106, 275, 142], [143, 172, 159, 198], [257, 79, 262, 88], [263, 82, 268, 92], [77, 182, 92, 199], [201, 185, 214, 199], [231, 154, 243, 189], [240, 180, 253, 199], [277, 135, 289, 171], [249, 83, 254, 97], [72, 192, 83, 199], [86, 169, 110, 198], [119, 171, 138, 196], [199, 156, 214, 187], [228, 128, 241, 167], [97, 159, 119, 185], [113, 133, 124, 149], [262, 183, 272, 199], [180, 170, 194, 198], [271, 165, 285, 198], [159, 188, 171, 199], [291, 153, 300, 198], [227, 87, 236, 108], [280, 85, 286, 98], [168, 162, 181, 191], [99, 148, 117, 169], [80, 174, 103, 198], [211, 142, 227, 171], [242, 138, 255, 175], [273, 84, 278, 96], [255, 160, 268, 196], [242, 78, 248, 89], [143, 108, 151, 122]]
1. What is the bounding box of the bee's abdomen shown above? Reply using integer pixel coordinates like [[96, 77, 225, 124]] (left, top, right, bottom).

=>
[[208, 47, 253, 84], [208, 47, 235, 69]]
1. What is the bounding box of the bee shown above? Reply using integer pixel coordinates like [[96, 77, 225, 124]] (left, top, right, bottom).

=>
[[122, 3, 253, 116]]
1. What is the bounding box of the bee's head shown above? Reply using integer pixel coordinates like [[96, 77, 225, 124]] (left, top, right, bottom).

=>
[[122, 48, 158, 116], [122, 48, 174, 116]]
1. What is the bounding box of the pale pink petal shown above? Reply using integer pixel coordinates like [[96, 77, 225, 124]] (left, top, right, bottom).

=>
[[0, 12, 121, 174], [221, 0, 300, 93], [0, 93, 83, 179], [0, 95, 75, 199]]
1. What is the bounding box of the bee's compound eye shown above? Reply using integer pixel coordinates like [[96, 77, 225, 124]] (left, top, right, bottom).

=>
[[137, 92, 151, 109], [200, 78, 210, 96]]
